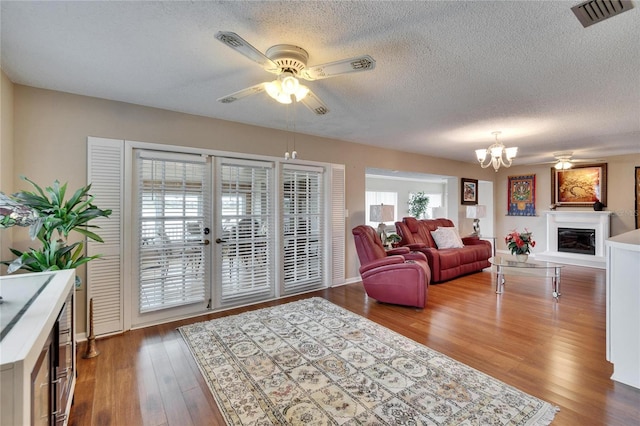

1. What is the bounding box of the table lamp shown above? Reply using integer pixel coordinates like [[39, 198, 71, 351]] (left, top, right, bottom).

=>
[[370, 204, 395, 244], [466, 205, 486, 236]]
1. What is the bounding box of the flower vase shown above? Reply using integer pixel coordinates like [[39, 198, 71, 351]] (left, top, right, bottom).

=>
[[516, 254, 528, 263]]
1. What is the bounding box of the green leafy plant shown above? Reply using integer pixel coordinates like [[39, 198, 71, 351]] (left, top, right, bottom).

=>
[[408, 192, 430, 219], [385, 233, 401, 244], [1, 176, 112, 273]]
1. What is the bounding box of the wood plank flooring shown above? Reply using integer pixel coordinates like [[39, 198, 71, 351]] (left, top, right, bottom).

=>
[[69, 266, 640, 425]]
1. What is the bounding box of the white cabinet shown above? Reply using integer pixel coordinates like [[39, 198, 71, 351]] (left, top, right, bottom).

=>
[[0, 270, 76, 425], [605, 229, 640, 389]]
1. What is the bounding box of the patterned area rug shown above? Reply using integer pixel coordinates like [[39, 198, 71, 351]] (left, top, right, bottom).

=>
[[179, 297, 558, 425]]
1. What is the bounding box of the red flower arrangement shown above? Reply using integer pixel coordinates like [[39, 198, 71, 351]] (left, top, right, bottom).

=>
[[505, 229, 536, 255]]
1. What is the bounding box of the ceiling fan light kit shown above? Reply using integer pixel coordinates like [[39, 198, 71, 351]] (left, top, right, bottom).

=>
[[553, 151, 574, 169], [475, 131, 518, 172], [265, 71, 310, 104], [214, 31, 375, 115], [554, 160, 573, 170]]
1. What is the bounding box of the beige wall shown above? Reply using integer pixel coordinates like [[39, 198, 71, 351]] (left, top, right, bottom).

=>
[[1, 70, 15, 271], [9, 84, 499, 331], [4, 81, 639, 330], [494, 155, 640, 253]]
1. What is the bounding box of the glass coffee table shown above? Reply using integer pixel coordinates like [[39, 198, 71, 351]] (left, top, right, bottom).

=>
[[489, 256, 563, 300]]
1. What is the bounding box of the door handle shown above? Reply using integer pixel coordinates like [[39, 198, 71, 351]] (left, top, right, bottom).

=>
[[200, 239, 210, 246], [215, 238, 226, 244]]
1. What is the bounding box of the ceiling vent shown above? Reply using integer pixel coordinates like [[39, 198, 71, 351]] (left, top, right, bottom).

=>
[[571, 0, 634, 27]]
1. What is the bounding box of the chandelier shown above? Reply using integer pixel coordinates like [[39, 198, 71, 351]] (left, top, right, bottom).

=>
[[475, 131, 518, 172]]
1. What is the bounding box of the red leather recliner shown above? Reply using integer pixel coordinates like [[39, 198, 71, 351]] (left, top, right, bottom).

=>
[[352, 225, 431, 308]]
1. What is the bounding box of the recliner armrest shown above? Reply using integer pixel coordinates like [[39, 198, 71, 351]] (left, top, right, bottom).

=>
[[359, 255, 405, 274], [462, 237, 492, 248], [404, 251, 428, 262], [406, 243, 427, 250], [386, 247, 410, 256]]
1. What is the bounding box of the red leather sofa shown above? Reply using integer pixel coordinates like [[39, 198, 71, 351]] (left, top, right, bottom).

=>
[[395, 217, 491, 283], [352, 225, 431, 308]]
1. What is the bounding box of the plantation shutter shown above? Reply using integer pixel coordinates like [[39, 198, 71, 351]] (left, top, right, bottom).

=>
[[330, 165, 346, 285], [136, 151, 209, 313], [217, 158, 275, 306], [282, 165, 325, 294], [87, 137, 124, 336]]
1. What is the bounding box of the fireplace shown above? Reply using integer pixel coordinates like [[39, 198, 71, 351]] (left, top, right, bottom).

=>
[[536, 211, 612, 268], [558, 227, 595, 255]]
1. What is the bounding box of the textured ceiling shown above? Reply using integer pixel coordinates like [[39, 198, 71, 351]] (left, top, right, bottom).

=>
[[1, 1, 638, 165]]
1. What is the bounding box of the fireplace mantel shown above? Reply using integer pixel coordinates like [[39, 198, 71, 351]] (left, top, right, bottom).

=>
[[536, 210, 612, 268]]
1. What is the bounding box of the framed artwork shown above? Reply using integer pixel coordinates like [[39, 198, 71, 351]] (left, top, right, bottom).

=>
[[461, 178, 478, 205], [636, 166, 640, 229], [551, 163, 607, 207], [507, 174, 536, 216]]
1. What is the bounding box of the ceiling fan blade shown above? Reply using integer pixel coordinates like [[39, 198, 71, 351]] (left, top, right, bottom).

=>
[[215, 31, 279, 73], [300, 90, 329, 115], [217, 83, 267, 104], [301, 55, 376, 81]]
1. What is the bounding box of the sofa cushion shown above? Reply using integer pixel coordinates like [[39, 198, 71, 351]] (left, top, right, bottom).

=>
[[431, 227, 464, 249], [436, 249, 461, 270]]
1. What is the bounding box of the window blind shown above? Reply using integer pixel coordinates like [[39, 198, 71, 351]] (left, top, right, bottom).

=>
[[282, 165, 324, 294], [217, 159, 274, 306], [136, 151, 209, 313]]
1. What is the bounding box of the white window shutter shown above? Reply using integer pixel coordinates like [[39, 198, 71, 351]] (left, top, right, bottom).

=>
[[87, 137, 124, 336], [330, 165, 346, 286]]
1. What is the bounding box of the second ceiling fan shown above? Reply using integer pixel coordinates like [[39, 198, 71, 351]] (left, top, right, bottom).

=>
[[215, 31, 376, 115]]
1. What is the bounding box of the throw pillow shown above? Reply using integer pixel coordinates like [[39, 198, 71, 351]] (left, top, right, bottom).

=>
[[431, 227, 464, 249]]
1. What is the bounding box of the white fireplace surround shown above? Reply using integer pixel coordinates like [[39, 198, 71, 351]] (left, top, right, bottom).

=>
[[536, 211, 612, 268]]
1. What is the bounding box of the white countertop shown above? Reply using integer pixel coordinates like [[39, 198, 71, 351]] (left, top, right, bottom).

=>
[[0, 270, 75, 365], [606, 229, 640, 251]]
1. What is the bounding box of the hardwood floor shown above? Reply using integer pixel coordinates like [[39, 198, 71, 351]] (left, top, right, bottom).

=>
[[69, 266, 640, 425]]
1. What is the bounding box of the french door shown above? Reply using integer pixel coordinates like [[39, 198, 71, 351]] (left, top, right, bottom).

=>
[[133, 150, 212, 326], [88, 138, 344, 335], [213, 158, 275, 308], [132, 152, 276, 325]]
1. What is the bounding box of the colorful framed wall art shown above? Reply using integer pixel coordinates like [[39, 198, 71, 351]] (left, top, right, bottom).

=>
[[507, 174, 536, 216]]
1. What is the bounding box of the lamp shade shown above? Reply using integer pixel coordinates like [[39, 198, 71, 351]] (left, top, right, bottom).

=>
[[370, 204, 395, 223], [466, 205, 486, 219]]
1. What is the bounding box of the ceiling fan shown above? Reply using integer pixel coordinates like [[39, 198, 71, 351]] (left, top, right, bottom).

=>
[[214, 31, 376, 115], [547, 151, 602, 170]]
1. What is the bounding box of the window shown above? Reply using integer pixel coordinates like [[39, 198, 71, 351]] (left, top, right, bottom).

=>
[[424, 193, 442, 219], [217, 159, 274, 306], [137, 152, 208, 313], [282, 165, 324, 294]]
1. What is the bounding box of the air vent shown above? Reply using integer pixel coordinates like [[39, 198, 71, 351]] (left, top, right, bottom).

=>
[[571, 0, 634, 28]]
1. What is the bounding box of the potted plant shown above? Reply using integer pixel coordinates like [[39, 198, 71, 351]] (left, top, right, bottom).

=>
[[505, 229, 536, 262], [385, 233, 402, 248], [408, 191, 430, 219], [0, 176, 112, 273]]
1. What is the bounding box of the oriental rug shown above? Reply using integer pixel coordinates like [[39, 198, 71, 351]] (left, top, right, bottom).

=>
[[179, 297, 558, 425]]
